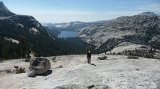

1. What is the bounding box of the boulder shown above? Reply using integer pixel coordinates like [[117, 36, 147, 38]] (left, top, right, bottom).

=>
[[98, 56, 108, 60], [27, 58, 51, 77]]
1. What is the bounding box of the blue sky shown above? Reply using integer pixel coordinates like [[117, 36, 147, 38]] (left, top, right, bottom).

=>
[[3, 0, 160, 23]]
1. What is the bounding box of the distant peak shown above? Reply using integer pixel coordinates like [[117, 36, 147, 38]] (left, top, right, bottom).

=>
[[139, 12, 159, 16], [0, 1, 15, 17], [0, 1, 4, 6]]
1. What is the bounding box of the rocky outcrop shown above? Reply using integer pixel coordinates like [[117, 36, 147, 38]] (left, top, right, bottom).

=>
[[27, 58, 51, 77]]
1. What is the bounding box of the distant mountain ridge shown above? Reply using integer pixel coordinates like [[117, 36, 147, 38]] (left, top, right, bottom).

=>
[[51, 21, 108, 31], [139, 12, 159, 16]]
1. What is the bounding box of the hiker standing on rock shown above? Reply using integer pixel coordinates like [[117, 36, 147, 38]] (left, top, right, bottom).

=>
[[87, 51, 91, 64]]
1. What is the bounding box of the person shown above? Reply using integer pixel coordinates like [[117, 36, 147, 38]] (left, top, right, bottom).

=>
[[104, 49, 107, 55], [87, 51, 91, 64]]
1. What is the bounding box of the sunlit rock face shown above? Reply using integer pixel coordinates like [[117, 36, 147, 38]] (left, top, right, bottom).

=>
[[77, 12, 160, 50]]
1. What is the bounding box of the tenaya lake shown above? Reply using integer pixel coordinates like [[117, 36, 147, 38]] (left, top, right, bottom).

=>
[[58, 31, 76, 38]]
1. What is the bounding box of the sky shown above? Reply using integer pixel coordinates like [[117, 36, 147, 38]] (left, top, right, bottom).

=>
[[2, 0, 160, 23]]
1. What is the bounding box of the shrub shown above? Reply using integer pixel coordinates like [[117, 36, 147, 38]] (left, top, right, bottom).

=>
[[0, 69, 13, 73], [52, 57, 57, 62], [117, 52, 123, 55], [127, 56, 139, 59], [123, 49, 157, 59], [144, 53, 154, 58], [16, 68, 25, 74], [6, 69, 12, 73]]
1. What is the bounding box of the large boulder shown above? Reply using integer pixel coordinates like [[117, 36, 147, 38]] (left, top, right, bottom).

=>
[[27, 58, 51, 77]]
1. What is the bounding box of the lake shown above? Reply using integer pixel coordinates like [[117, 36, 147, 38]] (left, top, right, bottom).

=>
[[58, 31, 76, 38]]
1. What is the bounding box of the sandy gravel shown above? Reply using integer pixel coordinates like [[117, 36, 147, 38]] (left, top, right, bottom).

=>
[[0, 55, 160, 89]]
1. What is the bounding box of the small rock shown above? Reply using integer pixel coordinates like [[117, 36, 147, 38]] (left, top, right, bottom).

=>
[[58, 65, 63, 68], [52, 57, 57, 62], [98, 56, 108, 60], [87, 85, 94, 89], [14, 65, 19, 69]]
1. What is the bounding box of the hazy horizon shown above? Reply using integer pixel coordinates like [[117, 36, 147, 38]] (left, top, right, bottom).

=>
[[2, 0, 160, 23]]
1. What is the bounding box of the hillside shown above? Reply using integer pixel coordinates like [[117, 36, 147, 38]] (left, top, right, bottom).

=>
[[0, 55, 160, 89], [0, 2, 59, 58], [77, 12, 160, 51], [0, 2, 92, 59], [42, 23, 60, 38]]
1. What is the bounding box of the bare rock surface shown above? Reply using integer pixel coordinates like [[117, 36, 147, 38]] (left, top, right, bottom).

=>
[[0, 55, 160, 89]]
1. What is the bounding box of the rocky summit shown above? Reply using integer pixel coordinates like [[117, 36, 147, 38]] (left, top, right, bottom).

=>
[[0, 2, 15, 17]]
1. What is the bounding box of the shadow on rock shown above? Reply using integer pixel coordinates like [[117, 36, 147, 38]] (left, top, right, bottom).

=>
[[36, 70, 52, 76], [54, 84, 110, 89], [90, 63, 96, 66], [54, 84, 80, 89]]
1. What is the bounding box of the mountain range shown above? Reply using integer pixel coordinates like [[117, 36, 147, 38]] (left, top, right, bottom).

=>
[[43, 20, 108, 32], [77, 12, 160, 53], [0, 1, 160, 59]]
